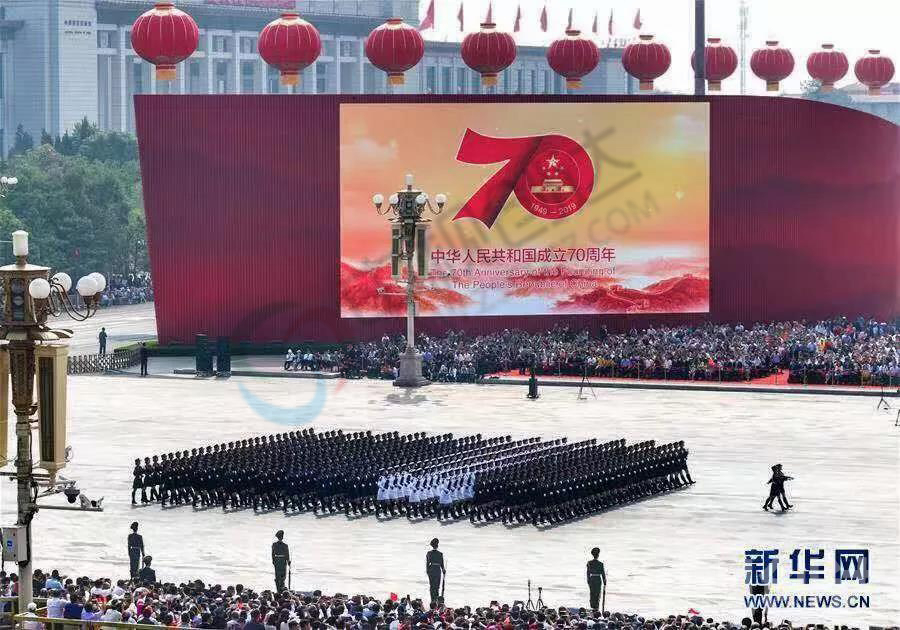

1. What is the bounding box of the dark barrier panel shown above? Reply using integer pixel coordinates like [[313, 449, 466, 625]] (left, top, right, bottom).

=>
[[135, 95, 899, 344]]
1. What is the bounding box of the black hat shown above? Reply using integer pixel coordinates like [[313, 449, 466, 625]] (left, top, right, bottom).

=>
[[430, 538, 439, 548], [130, 522, 139, 531]]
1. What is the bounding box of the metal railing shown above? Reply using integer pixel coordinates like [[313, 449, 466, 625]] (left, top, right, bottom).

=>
[[11, 612, 161, 630], [67, 350, 140, 375]]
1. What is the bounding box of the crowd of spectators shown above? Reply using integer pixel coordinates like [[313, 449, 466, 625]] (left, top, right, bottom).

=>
[[328, 317, 899, 386], [99, 273, 154, 307], [4, 568, 866, 630]]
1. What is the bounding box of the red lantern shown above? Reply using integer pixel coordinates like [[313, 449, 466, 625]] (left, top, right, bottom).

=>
[[461, 21, 517, 87], [258, 12, 321, 86], [365, 18, 424, 86], [806, 44, 848, 92], [622, 34, 671, 91], [547, 30, 600, 89], [691, 37, 737, 91], [854, 49, 895, 95], [131, 1, 199, 81], [750, 40, 794, 92]]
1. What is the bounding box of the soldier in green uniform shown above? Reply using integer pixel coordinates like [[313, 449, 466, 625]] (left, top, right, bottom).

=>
[[127, 522, 145, 579], [271, 530, 291, 592], [425, 538, 445, 605], [586, 547, 606, 611]]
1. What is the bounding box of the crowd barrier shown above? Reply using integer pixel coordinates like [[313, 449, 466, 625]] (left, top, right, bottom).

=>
[[0, 598, 45, 630], [67, 350, 140, 375], [11, 612, 161, 630]]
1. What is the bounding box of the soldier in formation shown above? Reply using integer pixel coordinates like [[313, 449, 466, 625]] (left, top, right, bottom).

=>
[[133, 429, 693, 527]]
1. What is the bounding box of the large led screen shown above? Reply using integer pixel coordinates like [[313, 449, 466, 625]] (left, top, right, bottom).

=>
[[340, 102, 709, 317]]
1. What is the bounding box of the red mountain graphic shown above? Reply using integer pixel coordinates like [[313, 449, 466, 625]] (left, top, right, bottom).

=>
[[340, 262, 471, 315], [555, 274, 709, 313]]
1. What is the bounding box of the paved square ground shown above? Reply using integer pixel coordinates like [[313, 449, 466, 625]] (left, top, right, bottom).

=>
[[4, 370, 898, 625]]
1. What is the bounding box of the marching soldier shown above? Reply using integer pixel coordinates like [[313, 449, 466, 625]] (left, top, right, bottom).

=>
[[586, 547, 606, 611], [127, 522, 145, 579], [271, 530, 290, 592], [425, 538, 445, 605]]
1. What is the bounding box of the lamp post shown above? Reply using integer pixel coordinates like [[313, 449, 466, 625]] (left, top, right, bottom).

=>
[[0, 229, 105, 614], [372, 174, 446, 387]]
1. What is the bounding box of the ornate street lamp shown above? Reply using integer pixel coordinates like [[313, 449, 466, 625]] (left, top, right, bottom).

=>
[[0, 230, 105, 613], [372, 174, 446, 387]]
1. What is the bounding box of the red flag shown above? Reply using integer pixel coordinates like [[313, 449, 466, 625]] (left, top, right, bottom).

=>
[[485, 2, 492, 23], [566, 7, 573, 30], [457, 1, 464, 31], [418, 0, 435, 30], [687, 608, 700, 616], [608, 9, 613, 35], [592, 11, 598, 34], [514, 4, 522, 32], [633, 8, 642, 29], [390, 593, 399, 602], [539, 3, 547, 32]]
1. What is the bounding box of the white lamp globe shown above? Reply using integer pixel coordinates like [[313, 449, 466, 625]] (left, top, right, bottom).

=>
[[435, 193, 447, 205], [88, 272, 107, 292], [389, 193, 399, 205], [415, 193, 427, 205], [372, 193, 384, 207], [8, 177, 16, 185], [52, 272, 73, 292], [76, 276, 98, 297], [0, 177, 7, 185], [28, 278, 52, 300]]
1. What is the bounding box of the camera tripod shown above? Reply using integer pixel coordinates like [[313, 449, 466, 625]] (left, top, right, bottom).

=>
[[577, 366, 597, 400], [525, 580, 545, 610]]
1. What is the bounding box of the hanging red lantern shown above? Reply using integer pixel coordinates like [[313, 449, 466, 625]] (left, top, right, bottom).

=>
[[364, 18, 424, 86], [461, 21, 517, 87], [258, 12, 321, 86], [547, 29, 600, 89], [622, 34, 671, 91], [131, 1, 199, 80], [750, 40, 794, 92], [806, 44, 848, 92], [854, 49, 895, 95], [691, 37, 737, 91]]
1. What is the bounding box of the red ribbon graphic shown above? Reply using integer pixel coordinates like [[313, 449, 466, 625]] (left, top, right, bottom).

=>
[[453, 128, 594, 228]]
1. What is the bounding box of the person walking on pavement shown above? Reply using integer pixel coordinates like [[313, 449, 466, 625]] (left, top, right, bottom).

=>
[[139, 342, 149, 376], [98, 327, 108, 355]]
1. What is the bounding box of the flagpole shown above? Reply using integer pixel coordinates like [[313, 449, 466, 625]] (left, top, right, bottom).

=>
[[694, 0, 706, 96]]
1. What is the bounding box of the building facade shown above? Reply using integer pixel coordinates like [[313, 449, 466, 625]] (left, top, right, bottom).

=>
[[0, 0, 636, 155]]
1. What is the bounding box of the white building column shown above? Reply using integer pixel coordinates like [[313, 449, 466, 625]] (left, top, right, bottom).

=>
[[232, 32, 240, 93], [179, 61, 187, 94], [260, 58, 268, 94], [358, 38, 365, 94], [206, 32, 214, 93], [117, 26, 127, 131], [334, 43, 341, 93]]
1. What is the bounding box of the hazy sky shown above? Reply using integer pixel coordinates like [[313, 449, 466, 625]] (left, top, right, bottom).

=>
[[420, 0, 899, 94]]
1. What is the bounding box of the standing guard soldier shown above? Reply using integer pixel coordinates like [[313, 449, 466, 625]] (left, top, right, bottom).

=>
[[127, 522, 145, 579], [426, 538, 445, 605], [586, 547, 606, 611], [272, 530, 291, 592]]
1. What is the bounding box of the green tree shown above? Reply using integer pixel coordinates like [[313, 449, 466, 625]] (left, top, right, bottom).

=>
[[2, 143, 145, 279], [11, 124, 34, 156], [40, 130, 53, 146], [801, 79, 853, 107]]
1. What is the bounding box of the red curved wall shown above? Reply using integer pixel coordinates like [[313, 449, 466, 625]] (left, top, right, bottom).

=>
[[135, 95, 899, 344]]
